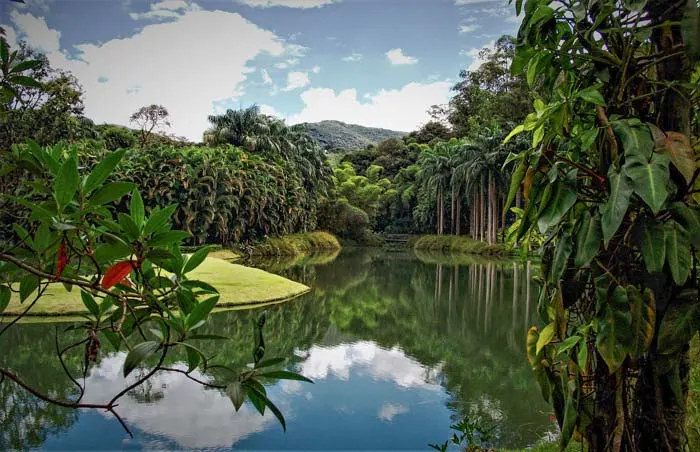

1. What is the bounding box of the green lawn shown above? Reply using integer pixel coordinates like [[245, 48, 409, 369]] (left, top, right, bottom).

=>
[[4, 256, 310, 316]]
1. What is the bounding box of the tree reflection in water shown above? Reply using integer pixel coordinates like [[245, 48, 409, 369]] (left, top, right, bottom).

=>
[[1, 248, 551, 449]]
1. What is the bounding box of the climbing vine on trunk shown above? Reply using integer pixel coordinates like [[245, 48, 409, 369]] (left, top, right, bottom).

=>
[[505, 0, 700, 450]]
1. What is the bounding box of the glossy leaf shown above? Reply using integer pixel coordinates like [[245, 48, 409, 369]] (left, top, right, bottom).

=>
[[537, 182, 577, 234], [54, 157, 80, 209], [226, 381, 245, 411], [123, 341, 160, 377], [80, 291, 100, 317], [551, 233, 572, 281], [117, 213, 140, 240], [0, 286, 10, 314], [576, 87, 605, 105], [600, 169, 633, 247], [186, 295, 219, 329], [185, 346, 201, 373], [130, 189, 145, 229], [89, 181, 135, 206], [19, 275, 39, 302], [613, 120, 653, 160], [144, 204, 178, 236], [536, 323, 556, 355], [671, 203, 700, 247], [657, 296, 700, 356], [147, 231, 190, 247], [560, 379, 578, 450], [83, 150, 126, 194], [244, 381, 287, 431], [101, 261, 134, 289], [596, 286, 632, 373], [183, 246, 212, 274], [574, 211, 601, 267], [665, 221, 691, 285], [662, 132, 695, 184], [526, 326, 539, 367], [623, 152, 670, 215], [258, 371, 313, 383], [505, 160, 527, 213], [628, 286, 655, 360]]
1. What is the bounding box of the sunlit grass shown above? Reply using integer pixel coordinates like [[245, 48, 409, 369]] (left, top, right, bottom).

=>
[[414, 234, 507, 256], [3, 256, 310, 317], [249, 231, 341, 256]]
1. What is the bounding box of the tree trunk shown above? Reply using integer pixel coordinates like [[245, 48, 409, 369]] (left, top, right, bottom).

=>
[[500, 195, 506, 243], [480, 177, 486, 242], [456, 195, 461, 236], [450, 185, 456, 235]]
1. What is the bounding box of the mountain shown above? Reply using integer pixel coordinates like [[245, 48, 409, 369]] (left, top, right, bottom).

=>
[[301, 120, 407, 152]]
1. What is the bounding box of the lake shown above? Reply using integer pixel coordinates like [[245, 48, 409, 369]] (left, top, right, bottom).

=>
[[0, 248, 554, 451]]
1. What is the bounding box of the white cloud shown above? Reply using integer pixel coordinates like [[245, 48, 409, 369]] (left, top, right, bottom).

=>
[[342, 52, 363, 62], [259, 103, 281, 117], [286, 82, 451, 131], [459, 24, 480, 33], [7, 10, 289, 141], [274, 57, 300, 69], [282, 71, 310, 91], [129, 0, 200, 20], [506, 14, 522, 23], [261, 69, 273, 85], [311, 65, 321, 74], [82, 354, 280, 449], [297, 341, 444, 389], [378, 403, 409, 422], [461, 40, 496, 71], [236, 0, 339, 8], [385, 48, 418, 65], [9, 11, 61, 53]]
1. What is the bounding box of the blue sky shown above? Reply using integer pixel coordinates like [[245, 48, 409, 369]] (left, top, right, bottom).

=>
[[1, 0, 521, 141]]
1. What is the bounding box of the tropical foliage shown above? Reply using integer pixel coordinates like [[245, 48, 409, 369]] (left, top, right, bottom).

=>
[[504, 0, 700, 449]]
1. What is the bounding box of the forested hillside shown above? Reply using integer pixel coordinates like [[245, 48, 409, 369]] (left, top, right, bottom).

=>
[[301, 120, 406, 152]]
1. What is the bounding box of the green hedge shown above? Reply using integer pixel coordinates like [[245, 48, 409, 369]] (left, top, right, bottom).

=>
[[413, 235, 506, 256]]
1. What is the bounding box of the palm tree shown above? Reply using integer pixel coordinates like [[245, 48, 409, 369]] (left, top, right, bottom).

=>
[[417, 141, 454, 235], [204, 105, 275, 151]]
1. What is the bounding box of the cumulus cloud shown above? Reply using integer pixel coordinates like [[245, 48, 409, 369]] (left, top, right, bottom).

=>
[[378, 403, 409, 422], [82, 354, 279, 449], [342, 52, 363, 62], [261, 69, 273, 85], [459, 24, 480, 33], [311, 65, 321, 74], [297, 341, 444, 389], [236, 0, 339, 8], [8, 11, 61, 53], [282, 71, 310, 91], [461, 40, 496, 71], [129, 0, 200, 20], [5, 9, 293, 141], [274, 58, 300, 69], [285, 81, 451, 132], [385, 48, 418, 65]]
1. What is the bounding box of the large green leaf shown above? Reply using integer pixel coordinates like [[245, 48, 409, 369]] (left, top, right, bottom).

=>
[[612, 120, 653, 160], [186, 295, 219, 329], [504, 160, 527, 213], [657, 295, 700, 356], [19, 275, 39, 302], [123, 340, 160, 377], [623, 152, 670, 215], [634, 218, 666, 273], [89, 181, 135, 206], [596, 285, 632, 373], [130, 188, 145, 229], [183, 246, 212, 274], [54, 157, 80, 209], [575, 211, 601, 267], [551, 233, 572, 281], [600, 169, 633, 246], [536, 323, 556, 354], [0, 286, 10, 314], [537, 181, 577, 234], [665, 221, 691, 285], [144, 204, 178, 236], [226, 381, 245, 411], [83, 149, 126, 194], [628, 286, 655, 360], [560, 379, 578, 450], [671, 202, 700, 247]]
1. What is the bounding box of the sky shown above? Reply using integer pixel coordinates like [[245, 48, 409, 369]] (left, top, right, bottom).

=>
[[0, 0, 522, 142]]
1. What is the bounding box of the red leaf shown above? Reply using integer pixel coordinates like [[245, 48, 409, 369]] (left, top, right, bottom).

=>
[[101, 261, 134, 289], [55, 240, 67, 279]]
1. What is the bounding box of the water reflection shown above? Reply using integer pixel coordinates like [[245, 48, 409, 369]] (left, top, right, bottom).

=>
[[1, 248, 550, 450]]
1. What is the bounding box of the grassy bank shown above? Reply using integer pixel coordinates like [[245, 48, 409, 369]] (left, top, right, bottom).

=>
[[247, 231, 341, 256], [413, 235, 506, 256], [3, 257, 309, 316]]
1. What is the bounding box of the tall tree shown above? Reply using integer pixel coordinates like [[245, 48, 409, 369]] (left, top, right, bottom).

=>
[[130, 104, 170, 148]]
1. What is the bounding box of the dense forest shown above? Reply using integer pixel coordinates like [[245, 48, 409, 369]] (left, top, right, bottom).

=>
[[0, 34, 532, 250]]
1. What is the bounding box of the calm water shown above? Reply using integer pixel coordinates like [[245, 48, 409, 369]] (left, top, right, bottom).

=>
[[0, 248, 554, 451]]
